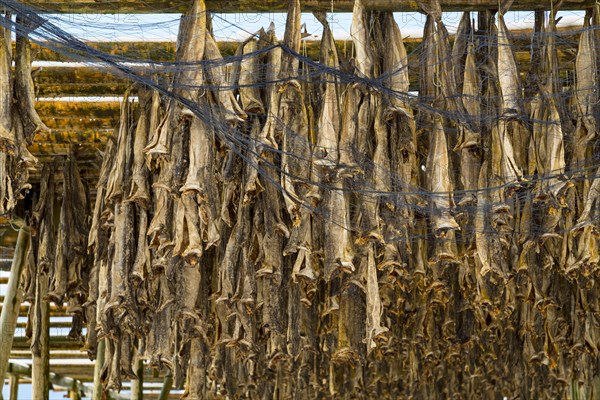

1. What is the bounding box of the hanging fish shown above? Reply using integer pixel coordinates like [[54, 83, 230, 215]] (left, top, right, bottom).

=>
[[144, 0, 206, 158], [14, 14, 49, 142]]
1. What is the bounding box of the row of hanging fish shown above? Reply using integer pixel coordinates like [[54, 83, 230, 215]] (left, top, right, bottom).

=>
[[0, 11, 49, 215], [20, 0, 600, 398]]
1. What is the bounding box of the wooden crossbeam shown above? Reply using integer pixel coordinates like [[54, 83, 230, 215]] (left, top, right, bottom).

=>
[[19, 0, 600, 13], [7, 362, 128, 400]]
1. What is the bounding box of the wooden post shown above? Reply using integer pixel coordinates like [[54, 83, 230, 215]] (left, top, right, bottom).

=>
[[9, 374, 19, 400], [0, 225, 30, 394], [11, 0, 600, 13], [158, 373, 173, 400], [92, 339, 106, 400], [31, 263, 50, 400], [69, 380, 80, 400], [130, 357, 144, 400]]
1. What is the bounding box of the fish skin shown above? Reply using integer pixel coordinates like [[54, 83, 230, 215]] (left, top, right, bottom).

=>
[[452, 12, 472, 91], [382, 12, 412, 119], [0, 11, 13, 151], [575, 10, 598, 137], [14, 14, 50, 142], [350, 0, 374, 78], [313, 11, 341, 167], [427, 116, 459, 234], [497, 7, 523, 117], [239, 39, 265, 114]]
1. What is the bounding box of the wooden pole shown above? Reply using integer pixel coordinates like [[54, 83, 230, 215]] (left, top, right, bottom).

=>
[[9, 0, 600, 13], [92, 339, 106, 400], [8, 374, 19, 400], [158, 373, 173, 400], [0, 225, 30, 394], [31, 262, 50, 400], [69, 380, 80, 400], [130, 357, 144, 400]]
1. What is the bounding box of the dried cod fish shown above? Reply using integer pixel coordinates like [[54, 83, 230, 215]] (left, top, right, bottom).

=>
[[427, 117, 459, 240], [456, 27, 481, 207], [574, 10, 598, 139], [30, 165, 55, 357], [497, 0, 523, 117], [452, 12, 472, 91], [84, 139, 116, 356], [0, 10, 13, 152], [14, 15, 50, 142], [314, 11, 353, 282], [350, 0, 374, 78], [144, 0, 206, 158], [47, 152, 89, 309], [238, 38, 265, 114]]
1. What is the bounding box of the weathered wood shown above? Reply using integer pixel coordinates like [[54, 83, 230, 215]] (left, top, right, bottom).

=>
[[0, 225, 30, 395], [19, 0, 599, 13], [69, 380, 81, 400], [31, 258, 50, 400], [36, 101, 120, 122], [11, 349, 94, 358], [93, 339, 105, 400], [157, 373, 173, 400], [29, 33, 577, 95], [131, 358, 144, 400], [8, 374, 19, 400], [11, 336, 82, 350], [8, 361, 128, 400]]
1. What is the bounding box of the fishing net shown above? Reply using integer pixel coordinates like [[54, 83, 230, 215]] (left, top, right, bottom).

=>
[[1, 0, 599, 397]]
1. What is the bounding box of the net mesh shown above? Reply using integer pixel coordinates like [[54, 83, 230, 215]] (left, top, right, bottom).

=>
[[0, 0, 599, 397]]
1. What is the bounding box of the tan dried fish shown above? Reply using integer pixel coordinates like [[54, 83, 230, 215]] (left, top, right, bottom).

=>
[[575, 10, 597, 138], [427, 116, 459, 236], [497, 0, 523, 117], [313, 12, 353, 282], [487, 3, 528, 184], [0, 11, 13, 152], [455, 30, 481, 207], [418, 14, 436, 111], [313, 11, 340, 167], [238, 38, 265, 114], [47, 152, 90, 307], [14, 15, 49, 142], [529, 96, 567, 200], [30, 165, 55, 357], [105, 90, 132, 204], [350, 0, 374, 78], [382, 12, 420, 249], [144, 0, 206, 158], [365, 245, 388, 353], [84, 139, 115, 356], [204, 32, 245, 122], [0, 11, 39, 216], [382, 12, 412, 119], [175, 99, 221, 260], [572, 10, 599, 239], [461, 30, 480, 134], [452, 12, 471, 91], [419, 0, 466, 117], [278, 0, 311, 227]]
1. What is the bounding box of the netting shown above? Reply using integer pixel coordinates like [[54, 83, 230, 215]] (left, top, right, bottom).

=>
[[1, 0, 600, 398]]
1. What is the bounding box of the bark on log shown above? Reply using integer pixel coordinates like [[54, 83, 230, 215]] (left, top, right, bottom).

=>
[[17, 0, 600, 13], [0, 224, 30, 394]]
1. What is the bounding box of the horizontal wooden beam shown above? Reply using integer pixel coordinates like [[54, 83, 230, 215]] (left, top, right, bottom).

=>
[[20, 0, 599, 13], [7, 363, 128, 400]]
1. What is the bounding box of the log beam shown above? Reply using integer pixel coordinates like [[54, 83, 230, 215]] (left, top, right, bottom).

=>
[[0, 224, 30, 395], [9, 374, 19, 400], [92, 339, 105, 400], [31, 251, 51, 400], [19, 0, 600, 13]]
